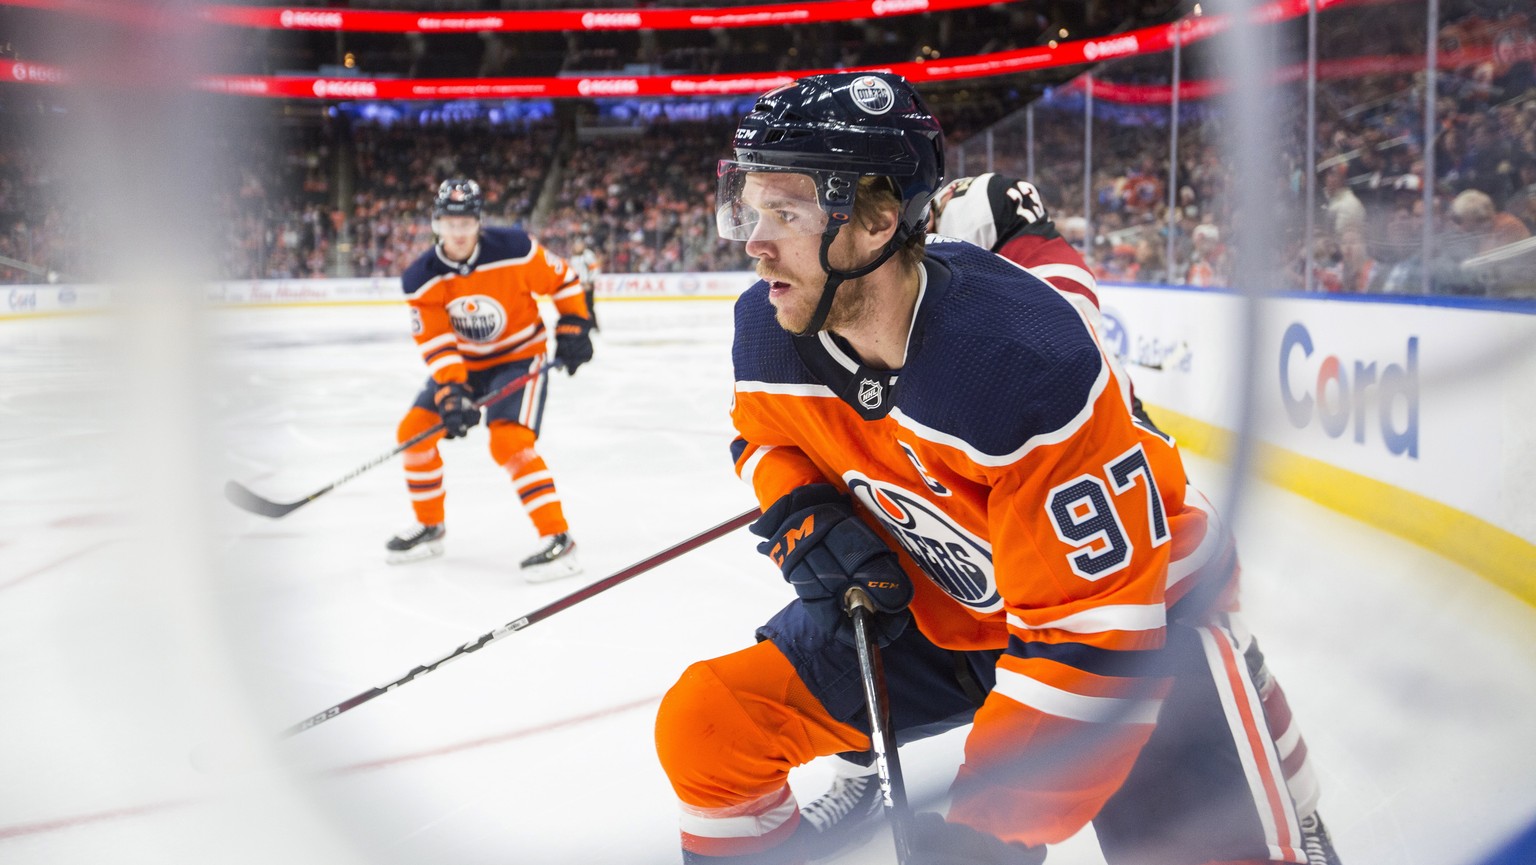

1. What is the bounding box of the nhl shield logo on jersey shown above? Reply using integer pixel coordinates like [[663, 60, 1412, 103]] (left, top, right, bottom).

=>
[[845, 473, 1000, 611], [849, 76, 895, 115], [858, 377, 885, 410], [446, 295, 507, 342]]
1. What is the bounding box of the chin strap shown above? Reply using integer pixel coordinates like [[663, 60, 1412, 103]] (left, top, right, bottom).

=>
[[797, 223, 913, 337]]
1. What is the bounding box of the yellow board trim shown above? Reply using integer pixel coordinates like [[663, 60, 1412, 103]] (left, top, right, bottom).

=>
[[1144, 402, 1536, 608]]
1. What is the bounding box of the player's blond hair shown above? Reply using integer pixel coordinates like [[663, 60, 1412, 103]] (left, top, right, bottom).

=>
[[854, 177, 926, 270]]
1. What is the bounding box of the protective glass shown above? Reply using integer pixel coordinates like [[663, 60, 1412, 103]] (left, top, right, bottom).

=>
[[716, 162, 830, 242]]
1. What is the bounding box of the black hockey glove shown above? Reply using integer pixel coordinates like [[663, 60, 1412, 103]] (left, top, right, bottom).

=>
[[749, 484, 912, 647], [908, 813, 1046, 865], [554, 314, 593, 375], [433, 381, 481, 439]]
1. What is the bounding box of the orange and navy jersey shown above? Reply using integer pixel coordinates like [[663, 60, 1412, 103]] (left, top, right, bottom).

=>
[[728, 238, 1237, 845], [402, 226, 587, 385]]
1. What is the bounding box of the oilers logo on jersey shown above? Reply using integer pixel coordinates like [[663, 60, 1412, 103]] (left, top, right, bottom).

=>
[[447, 295, 506, 342], [845, 473, 1001, 612]]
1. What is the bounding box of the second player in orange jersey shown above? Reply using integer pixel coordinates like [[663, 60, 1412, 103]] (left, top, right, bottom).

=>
[[383, 178, 593, 582]]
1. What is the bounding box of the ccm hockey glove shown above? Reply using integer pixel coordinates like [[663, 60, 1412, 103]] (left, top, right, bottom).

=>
[[554, 314, 594, 375], [750, 483, 912, 647], [433, 381, 481, 439], [908, 813, 1046, 865]]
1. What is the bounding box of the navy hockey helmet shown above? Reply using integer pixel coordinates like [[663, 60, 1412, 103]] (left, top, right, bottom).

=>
[[432, 178, 483, 219], [717, 71, 945, 244]]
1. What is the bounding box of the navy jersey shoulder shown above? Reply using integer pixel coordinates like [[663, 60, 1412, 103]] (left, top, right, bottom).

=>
[[729, 242, 1108, 459], [476, 226, 536, 264], [732, 281, 820, 387], [401, 227, 537, 296], [900, 240, 1105, 457], [401, 248, 440, 296]]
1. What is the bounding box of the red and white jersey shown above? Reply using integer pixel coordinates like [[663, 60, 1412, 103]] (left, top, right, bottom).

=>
[[401, 226, 587, 385], [729, 240, 1238, 846], [933, 172, 1099, 309]]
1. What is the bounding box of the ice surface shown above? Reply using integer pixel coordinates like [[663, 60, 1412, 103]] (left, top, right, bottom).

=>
[[2, 301, 1533, 865]]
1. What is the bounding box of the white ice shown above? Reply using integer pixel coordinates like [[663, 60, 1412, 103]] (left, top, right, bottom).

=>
[[1, 300, 1534, 865]]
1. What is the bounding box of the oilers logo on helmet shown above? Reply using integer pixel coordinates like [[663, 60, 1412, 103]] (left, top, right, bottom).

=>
[[850, 76, 896, 114], [433, 178, 483, 219], [845, 473, 1000, 612], [447, 295, 506, 342]]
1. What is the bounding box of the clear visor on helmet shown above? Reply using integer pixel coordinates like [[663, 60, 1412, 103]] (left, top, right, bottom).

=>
[[432, 213, 481, 238], [716, 161, 831, 242]]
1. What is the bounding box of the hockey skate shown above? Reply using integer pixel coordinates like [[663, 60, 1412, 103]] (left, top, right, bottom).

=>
[[520, 532, 582, 582], [797, 757, 883, 861], [1300, 813, 1343, 865], [385, 523, 445, 564]]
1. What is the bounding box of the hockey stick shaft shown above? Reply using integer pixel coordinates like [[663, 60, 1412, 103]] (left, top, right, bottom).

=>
[[225, 361, 559, 518], [846, 586, 914, 864], [280, 506, 760, 738]]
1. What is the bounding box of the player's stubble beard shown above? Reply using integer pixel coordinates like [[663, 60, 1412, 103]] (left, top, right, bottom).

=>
[[760, 236, 877, 336], [762, 270, 877, 337]]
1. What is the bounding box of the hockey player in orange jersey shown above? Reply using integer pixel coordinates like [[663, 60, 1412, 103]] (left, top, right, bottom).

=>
[[383, 179, 592, 582], [653, 73, 1339, 864]]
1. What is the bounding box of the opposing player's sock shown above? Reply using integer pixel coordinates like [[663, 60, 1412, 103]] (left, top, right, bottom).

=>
[[520, 532, 581, 582], [385, 523, 445, 564], [797, 757, 882, 861], [1300, 812, 1342, 865]]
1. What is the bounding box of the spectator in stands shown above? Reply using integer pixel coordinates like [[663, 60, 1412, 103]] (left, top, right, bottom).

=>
[[1311, 234, 1345, 293], [1185, 223, 1228, 287], [1336, 227, 1382, 293], [1451, 188, 1532, 255], [1323, 164, 1367, 236], [1133, 237, 1166, 284]]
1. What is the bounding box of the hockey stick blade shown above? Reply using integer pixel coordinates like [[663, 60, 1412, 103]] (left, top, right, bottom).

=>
[[222, 362, 559, 520], [224, 479, 309, 519]]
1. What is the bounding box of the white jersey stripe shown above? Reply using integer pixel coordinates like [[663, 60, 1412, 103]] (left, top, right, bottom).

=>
[[404, 468, 443, 481], [403, 272, 447, 301], [736, 380, 837, 398], [409, 489, 445, 502], [992, 667, 1161, 725], [738, 444, 775, 486], [889, 351, 1108, 467], [418, 332, 457, 353], [1006, 604, 1165, 635], [475, 249, 537, 269], [427, 354, 464, 376]]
